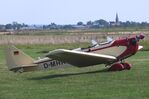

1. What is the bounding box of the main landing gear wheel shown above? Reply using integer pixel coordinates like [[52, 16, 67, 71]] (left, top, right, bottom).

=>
[[122, 62, 132, 70], [108, 63, 124, 71], [108, 62, 132, 71]]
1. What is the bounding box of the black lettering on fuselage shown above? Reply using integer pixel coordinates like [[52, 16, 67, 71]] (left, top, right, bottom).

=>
[[43, 60, 65, 69]]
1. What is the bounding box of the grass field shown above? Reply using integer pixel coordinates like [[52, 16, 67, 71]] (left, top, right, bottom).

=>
[[0, 42, 149, 99]]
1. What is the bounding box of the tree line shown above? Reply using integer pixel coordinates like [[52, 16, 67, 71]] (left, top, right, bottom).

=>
[[0, 19, 149, 31]]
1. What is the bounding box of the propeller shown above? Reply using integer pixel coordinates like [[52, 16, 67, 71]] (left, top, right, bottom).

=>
[[136, 34, 145, 41], [136, 34, 145, 50]]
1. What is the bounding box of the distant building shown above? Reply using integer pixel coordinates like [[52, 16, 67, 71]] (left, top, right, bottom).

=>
[[115, 13, 119, 23], [72, 25, 87, 29], [110, 13, 120, 26], [115, 13, 120, 26]]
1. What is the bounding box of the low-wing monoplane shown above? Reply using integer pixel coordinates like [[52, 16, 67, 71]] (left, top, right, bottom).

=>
[[5, 34, 144, 73]]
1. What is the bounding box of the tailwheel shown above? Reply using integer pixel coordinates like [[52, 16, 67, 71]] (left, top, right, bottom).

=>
[[122, 62, 132, 70], [108, 63, 124, 71]]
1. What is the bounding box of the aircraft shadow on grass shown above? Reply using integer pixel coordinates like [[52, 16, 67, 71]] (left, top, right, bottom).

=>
[[29, 69, 109, 80]]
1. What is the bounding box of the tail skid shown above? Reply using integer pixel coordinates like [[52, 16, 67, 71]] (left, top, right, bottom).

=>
[[5, 45, 38, 73]]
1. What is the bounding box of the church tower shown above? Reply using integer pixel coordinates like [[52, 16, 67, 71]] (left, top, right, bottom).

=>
[[115, 13, 119, 23], [115, 13, 120, 26]]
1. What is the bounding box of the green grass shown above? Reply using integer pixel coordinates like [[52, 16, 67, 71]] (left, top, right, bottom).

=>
[[0, 42, 149, 99]]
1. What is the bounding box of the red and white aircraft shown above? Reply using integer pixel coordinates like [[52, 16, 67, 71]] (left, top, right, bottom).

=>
[[5, 34, 144, 73]]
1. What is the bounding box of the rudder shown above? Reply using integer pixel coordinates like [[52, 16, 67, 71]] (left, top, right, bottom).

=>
[[5, 45, 37, 72]]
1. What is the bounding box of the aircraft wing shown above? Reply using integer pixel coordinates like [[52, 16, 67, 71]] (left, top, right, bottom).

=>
[[45, 49, 116, 67]]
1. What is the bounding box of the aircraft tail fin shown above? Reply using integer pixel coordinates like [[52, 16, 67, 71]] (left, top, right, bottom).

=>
[[5, 45, 38, 73]]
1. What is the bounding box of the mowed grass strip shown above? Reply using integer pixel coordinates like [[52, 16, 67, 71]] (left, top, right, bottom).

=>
[[0, 43, 149, 99]]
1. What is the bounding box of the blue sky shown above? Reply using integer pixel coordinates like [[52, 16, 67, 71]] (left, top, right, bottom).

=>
[[0, 0, 148, 24]]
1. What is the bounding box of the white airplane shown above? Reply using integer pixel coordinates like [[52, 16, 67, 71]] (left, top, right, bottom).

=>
[[5, 34, 144, 73]]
